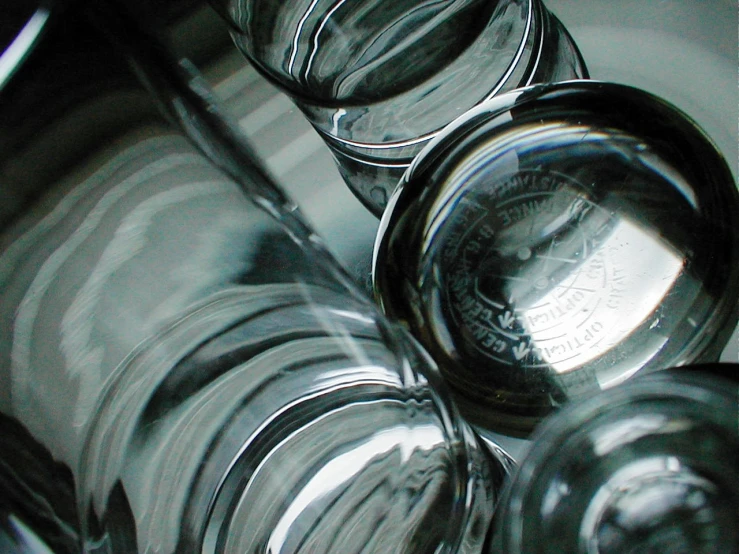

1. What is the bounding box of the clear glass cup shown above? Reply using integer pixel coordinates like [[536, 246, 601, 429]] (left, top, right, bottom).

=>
[[210, 0, 588, 216], [0, 3, 508, 552], [373, 80, 739, 435], [487, 366, 739, 553]]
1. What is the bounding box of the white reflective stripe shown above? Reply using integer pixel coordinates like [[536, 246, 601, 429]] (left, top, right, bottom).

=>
[[238, 94, 295, 135], [266, 131, 324, 177], [212, 61, 262, 101], [0, 8, 51, 91]]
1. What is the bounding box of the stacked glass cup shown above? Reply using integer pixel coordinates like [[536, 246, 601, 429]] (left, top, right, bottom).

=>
[[207, 0, 738, 552], [1, 0, 737, 553]]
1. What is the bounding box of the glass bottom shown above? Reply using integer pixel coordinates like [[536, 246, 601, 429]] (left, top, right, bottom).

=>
[[316, 5, 589, 217]]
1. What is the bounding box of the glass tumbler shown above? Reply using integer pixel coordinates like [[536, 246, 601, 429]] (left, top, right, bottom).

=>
[[0, 3, 506, 553], [373, 81, 739, 435], [487, 366, 739, 554], [210, 0, 588, 216]]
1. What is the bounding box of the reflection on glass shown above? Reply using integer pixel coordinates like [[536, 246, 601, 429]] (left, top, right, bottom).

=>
[[373, 81, 739, 434], [517, 215, 684, 376], [0, 5, 504, 553], [488, 369, 739, 553], [0, 514, 54, 554], [210, 0, 588, 215]]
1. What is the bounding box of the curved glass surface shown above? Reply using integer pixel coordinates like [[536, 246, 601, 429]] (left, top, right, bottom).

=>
[[213, 0, 588, 215], [374, 81, 739, 433], [489, 368, 739, 553], [0, 4, 503, 553]]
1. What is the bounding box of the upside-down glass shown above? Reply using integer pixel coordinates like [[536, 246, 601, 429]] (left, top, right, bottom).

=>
[[0, 3, 508, 553], [373, 81, 739, 434], [487, 366, 739, 553], [210, 0, 588, 216]]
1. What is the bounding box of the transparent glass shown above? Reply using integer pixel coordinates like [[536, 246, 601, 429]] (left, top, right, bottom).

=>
[[0, 4, 507, 553], [211, 0, 588, 216], [488, 367, 739, 553], [373, 81, 739, 434]]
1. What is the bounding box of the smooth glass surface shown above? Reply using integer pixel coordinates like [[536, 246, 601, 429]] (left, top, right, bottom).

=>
[[488, 368, 739, 553], [213, 0, 587, 215], [2, 1, 737, 552], [199, 0, 737, 466], [373, 81, 739, 434], [0, 5, 504, 553]]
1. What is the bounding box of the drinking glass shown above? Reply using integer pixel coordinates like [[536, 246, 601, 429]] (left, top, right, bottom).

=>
[[488, 366, 739, 553], [210, 0, 588, 216], [0, 3, 508, 552], [373, 81, 739, 434]]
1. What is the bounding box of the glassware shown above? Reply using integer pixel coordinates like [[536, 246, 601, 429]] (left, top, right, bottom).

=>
[[487, 366, 739, 553], [0, 3, 507, 552], [373, 80, 739, 434], [210, 0, 588, 216]]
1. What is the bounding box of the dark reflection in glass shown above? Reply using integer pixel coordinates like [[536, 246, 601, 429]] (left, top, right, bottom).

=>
[[0, 4, 504, 553], [0, 416, 78, 554], [487, 369, 739, 553], [211, 0, 588, 215], [374, 81, 739, 434]]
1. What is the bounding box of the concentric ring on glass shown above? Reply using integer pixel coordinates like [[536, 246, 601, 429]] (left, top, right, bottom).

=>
[[211, 0, 588, 216], [488, 367, 739, 553], [373, 80, 739, 434], [0, 4, 508, 553]]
